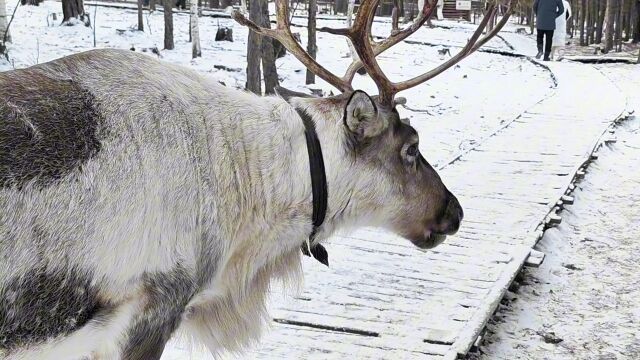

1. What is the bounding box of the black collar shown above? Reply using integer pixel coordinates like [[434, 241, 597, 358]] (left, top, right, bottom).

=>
[[295, 108, 329, 267]]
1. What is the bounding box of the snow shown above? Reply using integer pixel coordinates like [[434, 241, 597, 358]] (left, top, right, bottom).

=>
[[2, 2, 640, 359], [474, 116, 640, 359], [472, 68, 640, 359]]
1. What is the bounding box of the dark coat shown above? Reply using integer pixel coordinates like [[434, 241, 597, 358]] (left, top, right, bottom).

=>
[[534, 0, 564, 30]]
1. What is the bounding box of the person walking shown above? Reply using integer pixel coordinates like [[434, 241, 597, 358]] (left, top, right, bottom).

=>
[[551, 0, 572, 60], [533, 0, 564, 61]]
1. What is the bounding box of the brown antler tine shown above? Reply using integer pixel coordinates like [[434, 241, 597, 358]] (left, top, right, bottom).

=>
[[393, 1, 512, 93], [232, 3, 353, 92], [345, 0, 398, 106], [342, 0, 439, 85]]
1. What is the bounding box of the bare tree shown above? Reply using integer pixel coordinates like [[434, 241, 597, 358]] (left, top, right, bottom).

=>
[[632, 1, 640, 42], [260, 0, 278, 93], [137, 0, 144, 31], [334, 0, 347, 14], [596, 0, 606, 44], [163, 0, 174, 49], [345, 0, 359, 60], [392, 0, 400, 31], [191, 0, 201, 58], [246, 0, 262, 93], [580, 0, 587, 44], [62, 0, 90, 25], [0, 0, 11, 43], [604, 0, 617, 51], [306, 0, 317, 84]]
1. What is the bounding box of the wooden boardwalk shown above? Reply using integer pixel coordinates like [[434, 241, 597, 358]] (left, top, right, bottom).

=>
[[164, 65, 628, 360]]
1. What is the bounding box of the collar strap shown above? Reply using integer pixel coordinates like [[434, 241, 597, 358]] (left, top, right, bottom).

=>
[[295, 107, 329, 267]]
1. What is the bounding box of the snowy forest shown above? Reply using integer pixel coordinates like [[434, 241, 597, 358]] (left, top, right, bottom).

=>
[[1, 0, 639, 75]]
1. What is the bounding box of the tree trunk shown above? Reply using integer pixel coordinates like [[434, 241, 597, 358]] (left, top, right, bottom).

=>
[[615, 0, 623, 50], [149, 0, 155, 11], [306, 0, 317, 84], [0, 0, 10, 43], [580, 0, 587, 44], [596, 0, 606, 43], [530, 6, 535, 34], [137, 0, 144, 31], [246, 0, 262, 94], [392, 0, 400, 31], [346, 0, 359, 60], [587, 1, 598, 45], [163, 0, 174, 49], [220, 0, 231, 8], [633, 0, 640, 42], [260, 0, 278, 94], [622, 0, 631, 41], [62, 0, 88, 24], [190, 0, 201, 57], [335, 0, 347, 14], [604, 0, 616, 51]]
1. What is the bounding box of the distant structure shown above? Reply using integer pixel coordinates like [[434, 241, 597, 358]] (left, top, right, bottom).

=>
[[441, 0, 486, 21]]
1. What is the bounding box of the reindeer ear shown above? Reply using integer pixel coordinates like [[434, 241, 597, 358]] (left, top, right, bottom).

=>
[[344, 91, 381, 139]]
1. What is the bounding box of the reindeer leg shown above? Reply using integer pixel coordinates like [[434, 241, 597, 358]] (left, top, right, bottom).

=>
[[121, 267, 197, 360]]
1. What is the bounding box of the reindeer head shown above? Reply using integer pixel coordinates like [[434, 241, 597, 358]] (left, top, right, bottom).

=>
[[233, 0, 515, 248]]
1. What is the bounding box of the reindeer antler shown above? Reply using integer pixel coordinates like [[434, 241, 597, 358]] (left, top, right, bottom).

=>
[[233, 0, 353, 92], [233, 0, 515, 107]]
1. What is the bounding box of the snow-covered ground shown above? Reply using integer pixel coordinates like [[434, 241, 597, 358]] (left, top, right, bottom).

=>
[[1, 1, 552, 164], [475, 116, 640, 360], [473, 66, 640, 359]]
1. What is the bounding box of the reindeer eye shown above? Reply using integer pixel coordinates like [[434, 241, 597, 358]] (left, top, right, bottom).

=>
[[407, 144, 419, 157]]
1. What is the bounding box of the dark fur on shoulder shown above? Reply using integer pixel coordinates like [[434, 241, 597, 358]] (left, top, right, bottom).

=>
[[0, 71, 106, 189]]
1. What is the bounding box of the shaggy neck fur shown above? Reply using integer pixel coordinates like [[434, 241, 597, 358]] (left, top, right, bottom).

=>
[[181, 91, 380, 355]]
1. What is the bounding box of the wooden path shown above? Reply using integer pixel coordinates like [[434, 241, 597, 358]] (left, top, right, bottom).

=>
[[164, 66, 628, 360]]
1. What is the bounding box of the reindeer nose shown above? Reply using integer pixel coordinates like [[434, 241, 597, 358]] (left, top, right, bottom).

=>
[[442, 193, 463, 235]]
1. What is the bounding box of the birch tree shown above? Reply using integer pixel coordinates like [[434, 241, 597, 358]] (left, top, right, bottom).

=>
[[190, 0, 201, 58]]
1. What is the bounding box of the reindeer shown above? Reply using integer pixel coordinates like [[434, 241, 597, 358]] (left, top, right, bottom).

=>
[[0, 0, 514, 358]]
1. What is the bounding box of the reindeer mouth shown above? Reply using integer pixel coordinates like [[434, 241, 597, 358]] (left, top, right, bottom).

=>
[[412, 231, 447, 250]]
